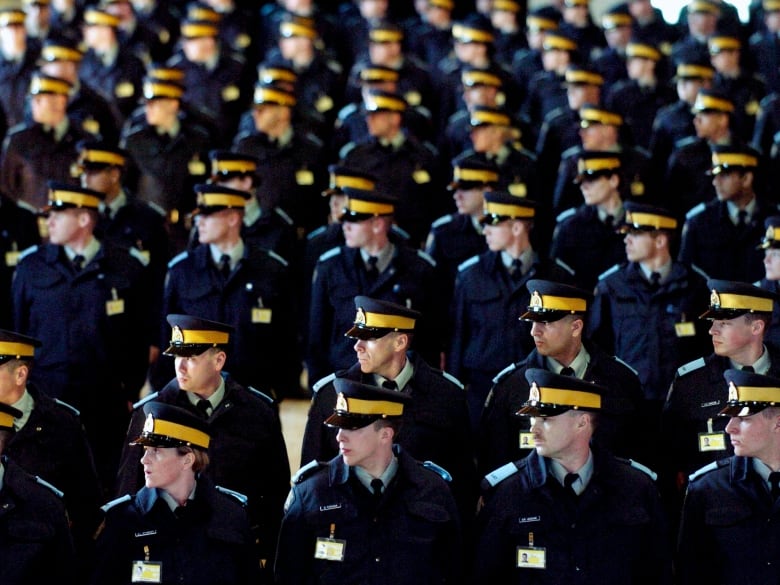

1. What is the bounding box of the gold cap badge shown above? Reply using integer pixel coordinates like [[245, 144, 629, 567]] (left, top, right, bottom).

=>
[[355, 307, 366, 325], [143, 413, 155, 433], [728, 380, 738, 401], [530, 291, 543, 311], [529, 381, 540, 403], [710, 289, 720, 308], [172, 325, 184, 343], [336, 393, 348, 412]]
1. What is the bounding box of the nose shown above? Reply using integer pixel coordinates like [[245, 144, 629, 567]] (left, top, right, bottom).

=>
[[725, 417, 738, 435], [140, 449, 151, 465], [530, 321, 544, 336], [336, 428, 346, 442], [529, 417, 541, 432], [354, 339, 365, 352]]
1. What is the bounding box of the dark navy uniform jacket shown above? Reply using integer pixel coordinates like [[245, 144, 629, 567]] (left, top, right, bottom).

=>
[[713, 72, 766, 141], [92, 477, 256, 585], [473, 449, 672, 585], [664, 136, 718, 218], [679, 197, 777, 283], [0, 457, 77, 585], [307, 244, 440, 383], [80, 49, 146, 121], [478, 342, 645, 475], [535, 107, 581, 203], [276, 447, 463, 585], [590, 261, 711, 402], [0, 195, 39, 329], [678, 456, 780, 585], [750, 31, 780, 94], [116, 374, 290, 569], [0, 48, 39, 129], [757, 278, 780, 348], [751, 92, 780, 156], [604, 79, 676, 150], [425, 213, 487, 297], [649, 100, 695, 176]]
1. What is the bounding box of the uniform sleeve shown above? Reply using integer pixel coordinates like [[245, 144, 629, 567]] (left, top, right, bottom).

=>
[[306, 262, 334, 385], [477, 378, 515, 476], [114, 408, 147, 497], [676, 483, 717, 584], [588, 282, 616, 355], [446, 272, 469, 378], [273, 485, 313, 585], [299, 385, 339, 466]]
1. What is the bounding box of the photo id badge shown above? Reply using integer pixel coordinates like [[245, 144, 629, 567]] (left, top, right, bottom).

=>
[[516, 546, 546, 569], [252, 308, 272, 324], [314, 537, 346, 562], [698, 432, 726, 452], [106, 299, 125, 316], [519, 432, 536, 449], [675, 321, 696, 337], [131, 560, 162, 583]]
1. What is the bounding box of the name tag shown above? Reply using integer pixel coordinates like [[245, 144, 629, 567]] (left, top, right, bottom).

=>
[[296, 169, 314, 185], [698, 431, 726, 452], [5, 251, 19, 267], [252, 308, 272, 324], [131, 561, 162, 583], [413, 169, 431, 184], [519, 432, 536, 449], [106, 299, 125, 316], [516, 546, 546, 569], [675, 322, 696, 337], [314, 537, 346, 562]]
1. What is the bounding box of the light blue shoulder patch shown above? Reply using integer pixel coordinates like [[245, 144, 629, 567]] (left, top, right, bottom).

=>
[[690, 263, 710, 280], [318, 247, 341, 263], [129, 247, 150, 267], [628, 459, 657, 481], [35, 476, 64, 498], [554, 258, 575, 276], [422, 461, 452, 482], [16, 245, 38, 263], [167, 251, 189, 268], [216, 485, 248, 506], [101, 494, 132, 513], [416, 249, 436, 267], [431, 214, 453, 229], [598, 264, 621, 281], [267, 249, 289, 267], [482, 461, 519, 488], [457, 255, 480, 273], [685, 202, 706, 220], [337, 102, 358, 121], [292, 459, 326, 484], [560, 145, 579, 158], [674, 135, 697, 150], [132, 391, 159, 410], [688, 460, 721, 482], [307, 225, 327, 240], [312, 373, 336, 394], [339, 142, 356, 160], [391, 224, 411, 241], [247, 386, 275, 404], [612, 355, 639, 375], [54, 398, 80, 417], [493, 363, 517, 384], [556, 208, 577, 223], [677, 357, 706, 377], [275, 207, 294, 225], [441, 371, 464, 389]]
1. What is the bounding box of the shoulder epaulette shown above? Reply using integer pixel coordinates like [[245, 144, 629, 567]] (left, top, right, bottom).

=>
[[415, 105, 432, 120], [266, 249, 289, 267], [554, 257, 575, 276], [266, 208, 292, 228], [337, 102, 359, 121], [305, 132, 324, 148], [307, 225, 327, 240], [167, 250, 189, 268], [132, 391, 159, 410], [556, 208, 577, 223], [421, 460, 452, 482], [326, 59, 343, 74], [16, 245, 38, 263], [312, 373, 336, 394], [674, 135, 698, 150], [613, 355, 639, 375], [101, 494, 132, 513], [431, 214, 453, 229], [318, 247, 341, 263], [685, 202, 707, 220], [35, 476, 64, 498], [54, 398, 80, 417], [560, 145, 579, 159], [215, 485, 248, 505], [493, 363, 517, 384], [690, 263, 709, 280], [416, 249, 436, 267], [635, 145, 651, 157], [688, 459, 728, 482], [440, 370, 464, 389], [292, 459, 327, 484], [457, 255, 480, 272], [598, 264, 621, 281], [338, 142, 356, 159], [617, 458, 658, 481], [422, 141, 438, 156], [129, 247, 150, 267], [482, 461, 519, 489], [247, 386, 274, 404], [677, 357, 706, 377]]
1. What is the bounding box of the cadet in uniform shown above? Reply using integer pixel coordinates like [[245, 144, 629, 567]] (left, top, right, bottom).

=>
[[450, 192, 574, 427], [116, 315, 290, 578], [94, 401, 257, 585], [277, 378, 463, 585], [677, 369, 780, 584], [0, 8, 40, 130], [679, 144, 774, 283], [0, 402, 77, 585], [473, 369, 672, 585], [479, 279, 645, 474], [756, 216, 780, 346], [0, 194, 39, 329]]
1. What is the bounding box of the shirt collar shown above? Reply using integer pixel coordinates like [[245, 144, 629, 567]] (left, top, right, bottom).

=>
[[102, 190, 128, 217], [545, 344, 590, 378], [65, 237, 101, 266], [354, 455, 398, 493], [209, 241, 244, 272], [10, 388, 34, 432], [158, 484, 197, 512], [242, 196, 261, 226], [726, 198, 757, 225], [374, 357, 414, 391], [501, 248, 534, 274], [360, 242, 394, 274], [638, 259, 672, 284], [186, 375, 227, 410], [548, 450, 594, 496], [730, 345, 771, 374]]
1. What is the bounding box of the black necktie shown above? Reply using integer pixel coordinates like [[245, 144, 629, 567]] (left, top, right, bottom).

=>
[[604, 215, 615, 229], [371, 478, 383, 498], [564, 472, 579, 497], [770, 472, 780, 500], [742, 365, 755, 373], [559, 366, 575, 377], [365, 256, 379, 281], [737, 210, 748, 228], [649, 271, 661, 289], [218, 254, 231, 280], [511, 258, 523, 281], [196, 399, 211, 418], [382, 380, 398, 390], [72, 254, 85, 272]]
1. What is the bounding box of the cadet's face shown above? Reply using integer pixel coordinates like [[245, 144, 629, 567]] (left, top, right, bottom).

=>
[[453, 187, 485, 216], [369, 41, 401, 65], [83, 24, 114, 51], [677, 78, 704, 103], [175, 350, 223, 394], [46, 209, 82, 245], [141, 447, 189, 490], [182, 35, 216, 63], [40, 60, 77, 84], [81, 167, 113, 193], [329, 194, 347, 222], [694, 111, 725, 140], [711, 49, 739, 73], [197, 209, 235, 245], [30, 93, 67, 126], [605, 25, 631, 48], [470, 124, 501, 152], [627, 57, 655, 81], [712, 169, 743, 201], [564, 5, 589, 27], [529, 411, 581, 459], [454, 41, 487, 65], [353, 332, 399, 376], [342, 218, 375, 248], [624, 230, 656, 262], [336, 423, 384, 469], [279, 36, 313, 64], [765, 249, 780, 281], [725, 411, 779, 461], [579, 123, 614, 150], [530, 316, 581, 358], [708, 316, 755, 357], [463, 85, 498, 107], [359, 0, 388, 19], [366, 111, 399, 139], [579, 175, 615, 206], [483, 220, 514, 251], [567, 84, 599, 111], [767, 11, 780, 33], [688, 11, 716, 37], [144, 98, 178, 127], [542, 49, 569, 73]]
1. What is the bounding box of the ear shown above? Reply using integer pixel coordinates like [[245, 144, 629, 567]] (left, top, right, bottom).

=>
[[13, 363, 28, 387], [570, 317, 584, 339], [77, 210, 91, 228], [381, 426, 395, 443], [213, 350, 227, 371], [394, 333, 410, 352], [608, 174, 620, 190], [654, 232, 668, 250], [751, 318, 766, 337], [182, 451, 195, 470]]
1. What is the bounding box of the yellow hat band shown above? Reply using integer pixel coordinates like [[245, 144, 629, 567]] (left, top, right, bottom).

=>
[[695, 95, 734, 112], [213, 160, 256, 174], [566, 71, 604, 85], [82, 151, 125, 166], [30, 77, 70, 95], [254, 87, 296, 106], [0, 11, 25, 26], [49, 190, 101, 208], [429, 0, 454, 8], [342, 396, 404, 416], [494, 0, 521, 11], [677, 64, 714, 79], [689, 1, 719, 14], [370, 29, 403, 43], [627, 211, 677, 229], [472, 111, 511, 125], [188, 7, 220, 22], [84, 10, 121, 26], [144, 82, 183, 99], [712, 153, 757, 168], [366, 95, 405, 112], [181, 23, 218, 38], [581, 110, 622, 126], [346, 199, 394, 215], [42, 46, 83, 62], [765, 0, 780, 11], [0, 411, 14, 428], [579, 158, 621, 172], [452, 24, 494, 43], [709, 37, 740, 51], [280, 22, 317, 38], [544, 37, 577, 51], [0, 341, 35, 357], [197, 193, 246, 208], [361, 68, 399, 82], [602, 14, 632, 27], [627, 44, 661, 60], [536, 386, 601, 409], [361, 311, 416, 330], [463, 71, 502, 87], [260, 67, 296, 83], [149, 68, 185, 82], [714, 293, 773, 312], [536, 295, 587, 312], [485, 201, 535, 218], [454, 167, 499, 183], [527, 16, 558, 30], [175, 329, 230, 344], [150, 419, 210, 449], [733, 386, 780, 403], [330, 175, 375, 190]]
